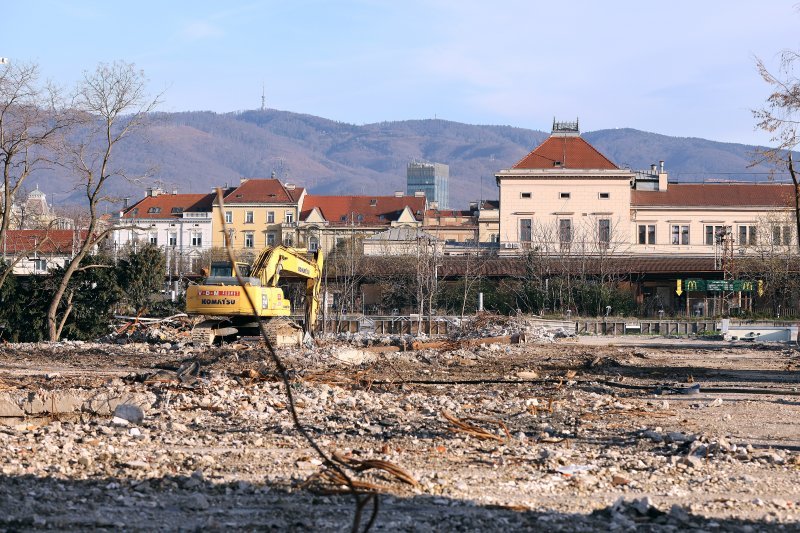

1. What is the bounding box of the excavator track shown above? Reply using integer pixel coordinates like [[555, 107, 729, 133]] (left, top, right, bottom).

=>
[[261, 318, 304, 348], [191, 319, 238, 346]]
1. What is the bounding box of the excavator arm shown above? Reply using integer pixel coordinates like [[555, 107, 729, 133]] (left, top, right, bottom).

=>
[[250, 246, 324, 335]]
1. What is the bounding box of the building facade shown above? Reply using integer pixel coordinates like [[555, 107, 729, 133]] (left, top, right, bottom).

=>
[[113, 188, 215, 274], [298, 193, 425, 255], [495, 121, 634, 254], [3, 229, 88, 275], [495, 121, 796, 258], [210, 179, 305, 259]]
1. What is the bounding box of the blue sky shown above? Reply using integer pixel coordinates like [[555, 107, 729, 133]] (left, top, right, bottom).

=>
[[5, 1, 798, 145]]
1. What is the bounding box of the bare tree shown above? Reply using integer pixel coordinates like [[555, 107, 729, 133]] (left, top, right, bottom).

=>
[[754, 51, 800, 250], [46, 62, 160, 341], [0, 62, 73, 289]]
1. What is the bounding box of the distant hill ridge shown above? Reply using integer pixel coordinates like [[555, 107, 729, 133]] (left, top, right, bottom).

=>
[[30, 109, 782, 209]]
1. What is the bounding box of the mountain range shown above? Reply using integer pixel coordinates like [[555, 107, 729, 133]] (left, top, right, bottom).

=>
[[30, 109, 784, 210]]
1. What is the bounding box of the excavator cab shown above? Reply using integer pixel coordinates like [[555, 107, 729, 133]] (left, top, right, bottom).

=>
[[209, 261, 251, 278]]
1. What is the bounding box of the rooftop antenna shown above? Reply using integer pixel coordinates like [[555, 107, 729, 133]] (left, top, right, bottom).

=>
[[261, 83, 266, 111]]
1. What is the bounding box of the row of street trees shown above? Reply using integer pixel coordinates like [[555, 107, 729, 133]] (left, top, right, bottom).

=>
[[0, 61, 159, 341]]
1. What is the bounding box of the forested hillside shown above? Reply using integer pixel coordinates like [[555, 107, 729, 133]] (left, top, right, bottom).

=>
[[31, 110, 780, 210]]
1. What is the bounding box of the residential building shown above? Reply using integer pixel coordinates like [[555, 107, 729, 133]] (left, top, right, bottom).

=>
[[423, 207, 477, 247], [407, 161, 449, 209], [211, 179, 305, 257], [298, 193, 425, 255], [2, 229, 87, 275], [476, 200, 500, 244], [113, 188, 215, 274]]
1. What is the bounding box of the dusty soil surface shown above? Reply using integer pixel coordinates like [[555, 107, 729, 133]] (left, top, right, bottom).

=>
[[0, 330, 799, 531]]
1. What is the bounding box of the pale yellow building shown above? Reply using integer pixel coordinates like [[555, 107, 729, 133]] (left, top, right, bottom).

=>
[[211, 179, 305, 257]]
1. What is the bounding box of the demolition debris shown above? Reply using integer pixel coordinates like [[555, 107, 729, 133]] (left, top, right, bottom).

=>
[[0, 316, 798, 530]]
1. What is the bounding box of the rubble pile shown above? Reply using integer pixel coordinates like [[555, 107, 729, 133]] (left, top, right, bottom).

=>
[[0, 336, 798, 529]]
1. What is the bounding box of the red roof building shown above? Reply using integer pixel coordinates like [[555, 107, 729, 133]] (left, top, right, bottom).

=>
[[2, 229, 89, 275], [298, 194, 425, 254]]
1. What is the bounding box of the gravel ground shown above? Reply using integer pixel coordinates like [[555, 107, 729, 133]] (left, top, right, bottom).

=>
[[0, 330, 799, 531]]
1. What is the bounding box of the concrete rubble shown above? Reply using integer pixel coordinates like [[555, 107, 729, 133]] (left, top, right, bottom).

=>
[[0, 317, 798, 530]]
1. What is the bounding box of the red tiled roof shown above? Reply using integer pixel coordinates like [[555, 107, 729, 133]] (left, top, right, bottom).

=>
[[222, 179, 304, 204], [122, 193, 214, 219], [300, 195, 426, 226], [513, 135, 618, 170], [632, 183, 795, 208], [3, 230, 87, 254]]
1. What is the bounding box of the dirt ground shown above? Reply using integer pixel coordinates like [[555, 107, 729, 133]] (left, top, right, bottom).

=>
[[0, 331, 799, 531]]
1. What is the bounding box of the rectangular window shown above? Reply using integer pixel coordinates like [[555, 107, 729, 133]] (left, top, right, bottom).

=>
[[169, 233, 177, 246], [738, 225, 756, 246], [308, 237, 319, 252], [599, 192, 610, 199], [191, 232, 202, 247], [559, 192, 571, 199], [244, 232, 254, 248], [149, 233, 158, 245], [224, 211, 232, 224], [774, 225, 793, 245], [671, 225, 689, 245], [285, 211, 294, 224], [559, 219, 572, 245], [598, 219, 611, 246], [267, 232, 276, 246], [267, 211, 275, 223], [638, 224, 656, 244], [705, 225, 731, 245], [520, 192, 532, 199], [245, 211, 254, 224], [283, 234, 294, 246], [33, 259, 47, 272], [520, 219, 532, 242]]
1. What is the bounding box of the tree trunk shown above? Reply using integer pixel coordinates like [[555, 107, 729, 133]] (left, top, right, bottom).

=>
[[789, 154, 800, 253]]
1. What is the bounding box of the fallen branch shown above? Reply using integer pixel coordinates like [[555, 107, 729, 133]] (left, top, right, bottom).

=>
[[333, 452, 419, 488], [442, 410, 510, 442]]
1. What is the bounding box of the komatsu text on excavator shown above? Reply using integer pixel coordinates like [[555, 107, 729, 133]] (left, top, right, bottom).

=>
[[185, 246, 323, 346]]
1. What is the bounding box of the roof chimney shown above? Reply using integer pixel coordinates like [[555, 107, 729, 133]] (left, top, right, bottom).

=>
[[285, 183, 296, 190], [123, 197, 129, 209], [394, 191, 403, 197], [659, 160, 665, 172], [240, 178, 248, 185], [146, 187, 163, 197], [414, 191, 426, 198], [650, 164, 657, 174], [172, 189, 178, 195]]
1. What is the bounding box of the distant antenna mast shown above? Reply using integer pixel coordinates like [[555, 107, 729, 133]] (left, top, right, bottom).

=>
[[261, 83, 266, 111]]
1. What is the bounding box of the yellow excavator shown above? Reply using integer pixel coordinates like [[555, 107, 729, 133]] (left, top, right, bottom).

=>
[[185, 246, 324, 346]]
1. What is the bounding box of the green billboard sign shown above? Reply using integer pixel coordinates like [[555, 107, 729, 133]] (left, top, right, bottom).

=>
[[682, 279, 757, 292]]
